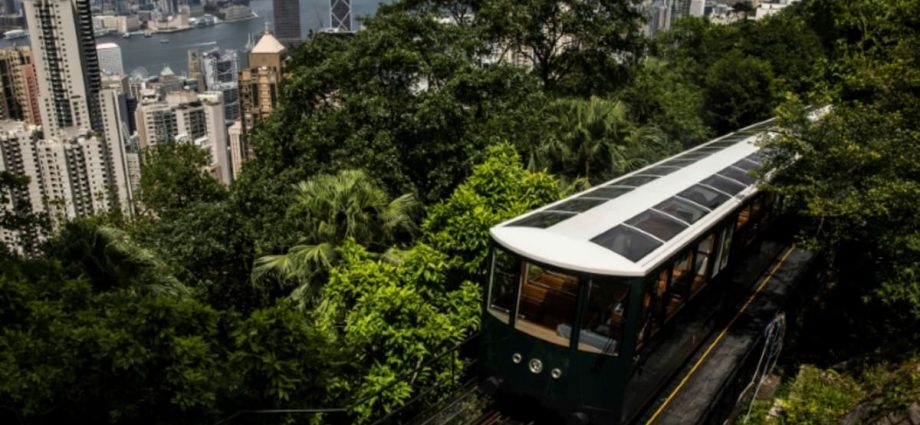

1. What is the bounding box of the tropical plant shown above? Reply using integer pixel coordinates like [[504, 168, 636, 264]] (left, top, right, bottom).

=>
[[317, 240, 480, 423], [532, 97, 672, 183], [45, 218, 188, 296], [136, 141, 227, 218], [252, 170, 418, 292], [423, 143, 560, 279]]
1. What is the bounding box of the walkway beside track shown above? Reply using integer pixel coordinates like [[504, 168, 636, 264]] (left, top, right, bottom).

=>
[[641, 244, 814, 425]]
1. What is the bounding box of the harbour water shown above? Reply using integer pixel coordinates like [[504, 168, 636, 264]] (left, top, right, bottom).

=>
[[1, 0, 389, 77]]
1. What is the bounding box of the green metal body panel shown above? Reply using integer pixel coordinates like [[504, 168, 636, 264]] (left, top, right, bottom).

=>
[[479, 275, 646, 423]]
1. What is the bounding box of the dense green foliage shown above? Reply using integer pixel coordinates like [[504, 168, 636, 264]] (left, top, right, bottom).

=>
[[137, 141, 228, 218], [2, 0, 919, 423], [765, 0, 920, 321], [423, 143, 560, 278], [777, 366, 865, 424]]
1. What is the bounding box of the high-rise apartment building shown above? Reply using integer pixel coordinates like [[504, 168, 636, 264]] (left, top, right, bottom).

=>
[[0, 47, 39, 125], [197, 91, 230, 184], [330, 0, 352, 32], [0, 118, 132, 226], [0, 120, 44, 252], [228, 119, 242, 179], [201, 48, 240, 121], [133, 90, 231, 184], [23, 0, 104, 137], [95, 42, 124, 76], [1, 1, 135, 240], [239, 31, 285, 127], [272, 0, 301, 46], [17, 55, 42, 127], [235, 28, 286, 179]]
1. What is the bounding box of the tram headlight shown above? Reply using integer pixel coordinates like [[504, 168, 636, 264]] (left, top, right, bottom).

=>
[[512, 353, 522, 364], [528, 358, 543, 374], [551, 368, 562, 379]]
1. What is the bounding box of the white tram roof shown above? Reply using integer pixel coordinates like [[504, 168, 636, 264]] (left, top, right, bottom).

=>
[[491, 119, 777, 277]]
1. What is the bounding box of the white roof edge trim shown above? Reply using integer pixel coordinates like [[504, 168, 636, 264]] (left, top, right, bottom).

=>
[[490, 227, 645, 277], [490, 121, 779, 276]]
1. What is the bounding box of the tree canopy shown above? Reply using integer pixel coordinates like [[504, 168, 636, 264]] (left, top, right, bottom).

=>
[[3, 0, 919, 423]]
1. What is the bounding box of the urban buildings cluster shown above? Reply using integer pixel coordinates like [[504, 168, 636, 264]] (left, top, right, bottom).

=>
[[643, 0, 802, 35], [0, 0, 256, 37], [0, 0, 289, 253]]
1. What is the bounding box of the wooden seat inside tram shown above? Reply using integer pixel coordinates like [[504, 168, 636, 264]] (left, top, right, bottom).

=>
[[520, 269, 577, 322]]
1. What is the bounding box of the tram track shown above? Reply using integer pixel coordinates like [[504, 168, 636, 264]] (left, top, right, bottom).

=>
[[472, 407, 535, 425]]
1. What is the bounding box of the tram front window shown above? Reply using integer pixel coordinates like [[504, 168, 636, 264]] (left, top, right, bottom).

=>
[[488, 247, 518, 323], [515, 262, 579, 347], [578, 281, 629, 356]]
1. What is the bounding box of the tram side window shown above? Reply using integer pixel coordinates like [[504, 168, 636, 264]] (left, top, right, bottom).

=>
[[515, 262, 579, 347], [488, 248, 518, 323], [578, 281, 629, 356], [712, 224, 735, 276], [692, 234, 717, 294], [666, 251, 694, 319], [637, 290, 654, 350]]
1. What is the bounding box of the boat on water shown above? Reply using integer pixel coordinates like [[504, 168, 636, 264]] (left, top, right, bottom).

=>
[[159, 39, 170, 44], [122, 32, 131, 39], [144, 31, 152, 38], [3, 29, 27, 40]]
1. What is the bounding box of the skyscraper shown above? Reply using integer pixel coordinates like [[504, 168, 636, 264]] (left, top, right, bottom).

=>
[[95, 42, 124, 76], [273, 0, 301, 46], [330, 0, 352, 32], [17, 0, 134, 222], [201, 48, 240, 121], [197, 91, 231, 184], [236, 27, 286, 178], [239, 31, 285, 128], [23, 0, 103, 137]]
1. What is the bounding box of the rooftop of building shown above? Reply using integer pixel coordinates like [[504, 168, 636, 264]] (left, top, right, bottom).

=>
[[251, 31, 286, 55]]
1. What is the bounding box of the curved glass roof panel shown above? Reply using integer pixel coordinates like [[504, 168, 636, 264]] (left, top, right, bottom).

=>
[[733, 158, 760, 171], [746, 152, 767, 164], [653, 197, 710, 224], [678, 184, 730, 210], [591, 225, 663, 262], [626, 210, 689, 241], [709, 140, 744, 148], [508, 211, 575, 228], [661, 158, 696, 168], [582, 186, 633, 199], [717, 166, 757, 186], [680, 152, 711, 161], [550, 198, 609, 213], [610, 175, 659, 187], [701, 175, 747, 195], [641, 165, 682, 176]]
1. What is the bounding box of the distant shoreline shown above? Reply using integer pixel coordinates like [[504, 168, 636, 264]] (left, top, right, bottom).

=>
[[219, 11, 259, 24]]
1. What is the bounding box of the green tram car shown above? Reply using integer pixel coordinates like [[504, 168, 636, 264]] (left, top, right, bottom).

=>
[[479, 120, 779, 425]]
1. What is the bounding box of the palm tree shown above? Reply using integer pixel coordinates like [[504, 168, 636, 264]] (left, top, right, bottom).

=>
[[47, 219, 187, 296], [252, 169, 418, 288], [536, 97, 637, 182]]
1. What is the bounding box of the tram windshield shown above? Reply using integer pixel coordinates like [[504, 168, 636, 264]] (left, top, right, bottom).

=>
[[515, 262, 579, 347], [488, 248, 518, 323]]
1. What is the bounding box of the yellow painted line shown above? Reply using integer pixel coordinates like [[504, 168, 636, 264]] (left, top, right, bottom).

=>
[[644, 245, 796, 425]]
